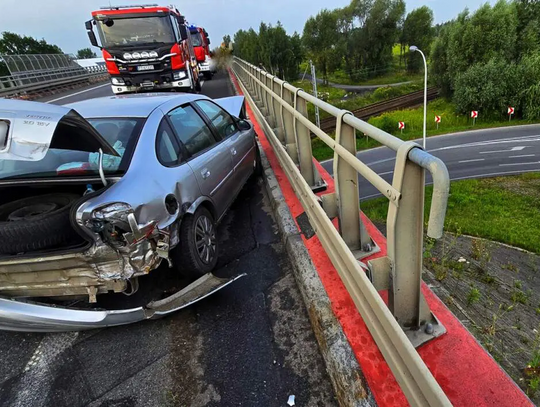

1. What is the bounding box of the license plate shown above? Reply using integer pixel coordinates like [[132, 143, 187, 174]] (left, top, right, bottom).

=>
[[137, 65, 154, 71]]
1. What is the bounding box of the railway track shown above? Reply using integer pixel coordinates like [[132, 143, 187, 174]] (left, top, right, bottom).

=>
[[319, 87, 439, 133]]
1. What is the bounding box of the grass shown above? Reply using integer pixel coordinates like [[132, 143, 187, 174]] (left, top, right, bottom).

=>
[[311, 98, 534, 161], [361, 173, 540, 254], [326, 68, 422, 87]]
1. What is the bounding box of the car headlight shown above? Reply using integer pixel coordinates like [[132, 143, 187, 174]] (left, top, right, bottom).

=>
[[123, 53, 132, 60], [141, 51, 150, 58], [173, 71, 187, 80], [149, 51, 158, 58], [132, 52, 141, 59], [111, 77, 125, 85]]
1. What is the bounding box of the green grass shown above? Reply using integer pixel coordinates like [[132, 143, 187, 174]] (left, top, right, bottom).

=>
[[361, 173, 540, 253], [326, 68, 422, 87], [311, 98, 534, 161]]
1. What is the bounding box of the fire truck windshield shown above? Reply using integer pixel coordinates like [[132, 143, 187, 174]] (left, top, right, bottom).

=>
[[191, 32, 203, 47], [98, 16, 175, 47]]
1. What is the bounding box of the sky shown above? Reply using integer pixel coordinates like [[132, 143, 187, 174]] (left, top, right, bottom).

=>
[[0, 0, 496, 55]]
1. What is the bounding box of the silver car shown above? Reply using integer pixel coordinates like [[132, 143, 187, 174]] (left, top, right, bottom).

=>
[[0, 93, 260, 331]]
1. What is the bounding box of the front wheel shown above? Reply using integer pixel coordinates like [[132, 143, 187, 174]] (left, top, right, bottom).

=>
[[173, 207, 218, 279]]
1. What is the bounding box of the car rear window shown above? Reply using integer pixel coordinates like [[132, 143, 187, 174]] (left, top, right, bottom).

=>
[[0, 118, 143, 181]]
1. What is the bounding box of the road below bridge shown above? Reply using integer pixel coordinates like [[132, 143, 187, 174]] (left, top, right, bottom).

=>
[[0, 72, 336, 407], [320, 124, 540, 200]]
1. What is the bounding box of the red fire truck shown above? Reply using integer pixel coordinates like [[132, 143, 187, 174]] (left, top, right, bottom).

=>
[[189, 26, 215, 79], [85, 4, 201, 94]]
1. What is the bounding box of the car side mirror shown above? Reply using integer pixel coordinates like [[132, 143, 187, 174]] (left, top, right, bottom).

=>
[[0, 121, 9, 150], [237, 119, 251, 131]]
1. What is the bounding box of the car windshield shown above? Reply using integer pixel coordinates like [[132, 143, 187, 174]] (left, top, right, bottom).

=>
[[191, 32, 203, 47], [98, 16, 175, 47], [0, 118, 143, 180]]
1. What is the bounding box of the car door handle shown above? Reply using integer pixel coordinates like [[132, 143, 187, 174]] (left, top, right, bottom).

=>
[[201, 169, 211, 179], [231, 148, 237, 156]]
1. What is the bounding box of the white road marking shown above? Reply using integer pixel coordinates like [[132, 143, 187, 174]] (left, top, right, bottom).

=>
[[480, 146, 529, 154], [499, 161, 540, 166], [45, 83, 110, 104], [377, 171, 394, 176], [459, 158, 485, 163], [509, 154, 535, 158], [360, 168, 540, 201]]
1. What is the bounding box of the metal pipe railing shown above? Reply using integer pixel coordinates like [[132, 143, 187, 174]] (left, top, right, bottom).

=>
[[231, 57, 452, 406]]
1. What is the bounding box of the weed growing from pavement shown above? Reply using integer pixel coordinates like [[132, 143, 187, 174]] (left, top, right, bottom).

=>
[[467, 285, 481, 306], [511, 280, 532, 305], [525, 328, 540, 397]]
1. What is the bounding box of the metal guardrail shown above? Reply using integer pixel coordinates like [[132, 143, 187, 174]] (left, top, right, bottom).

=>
[[320, 87, 439, 133], [0, 67, 107, 98], [231, 57, 451, 406]]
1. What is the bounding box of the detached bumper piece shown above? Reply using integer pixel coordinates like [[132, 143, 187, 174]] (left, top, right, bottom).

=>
[[0, 273, 245, 332]]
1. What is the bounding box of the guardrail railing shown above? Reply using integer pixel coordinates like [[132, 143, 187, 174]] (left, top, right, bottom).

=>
[[231, 57, 451, 406], [0, 66, 107, 97]]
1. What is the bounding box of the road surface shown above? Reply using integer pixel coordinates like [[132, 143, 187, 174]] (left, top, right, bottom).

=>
[[320, 124, 540, 200], [0, 72, 337, 407]]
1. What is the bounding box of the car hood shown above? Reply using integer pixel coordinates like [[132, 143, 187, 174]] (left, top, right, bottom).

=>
[[215, 96, 245, 119], [0, 99, 118, 162]]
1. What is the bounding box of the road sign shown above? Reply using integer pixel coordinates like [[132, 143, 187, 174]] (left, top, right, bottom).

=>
[[508, 106, 515, 115], [398, 121, 405, 130], [471, 111, 478, 119], [435, 115, 441, 123]]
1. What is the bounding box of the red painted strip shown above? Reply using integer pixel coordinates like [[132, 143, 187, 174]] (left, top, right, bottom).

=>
[[228, 69, 532, 406]]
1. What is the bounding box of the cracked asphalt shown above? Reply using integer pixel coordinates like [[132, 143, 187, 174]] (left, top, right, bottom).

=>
[[0, 72, 337, 407]]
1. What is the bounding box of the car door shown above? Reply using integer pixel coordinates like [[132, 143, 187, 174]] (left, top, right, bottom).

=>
[[165, 103, 234, 219], [193, 100, 255, 187]]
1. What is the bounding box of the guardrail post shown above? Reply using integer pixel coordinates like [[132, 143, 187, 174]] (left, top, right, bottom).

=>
[[282, 86, 299, 164], [386, 143, 445, 346], [272, 81, 285, 143], [334, 113, 371, 252], [294, 92, 316, 186]]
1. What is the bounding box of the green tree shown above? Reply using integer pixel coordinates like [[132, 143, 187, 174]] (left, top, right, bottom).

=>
[[0, 31, 62, 54], [302, 9, 339, 83], [222, 35, 231, 48], [401, 6, 434, 72], [76, 48, 97, 59]]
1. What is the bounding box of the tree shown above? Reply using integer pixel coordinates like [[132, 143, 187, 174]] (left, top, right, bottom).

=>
[[302, 9, 340, 83], [76, 48, 97, 59], [401, 6, 434, 72], [0, 31, 62, 54], [222, 35, 231, 48]]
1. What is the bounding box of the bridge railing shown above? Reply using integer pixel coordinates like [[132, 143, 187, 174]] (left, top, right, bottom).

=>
[[231, 57, 451, 406]]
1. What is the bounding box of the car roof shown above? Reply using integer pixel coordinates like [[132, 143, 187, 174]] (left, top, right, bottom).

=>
[[65, 93, 208, 119]]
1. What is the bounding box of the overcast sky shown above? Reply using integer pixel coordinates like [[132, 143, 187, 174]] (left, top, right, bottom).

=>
[[0, 0, 494, 54]]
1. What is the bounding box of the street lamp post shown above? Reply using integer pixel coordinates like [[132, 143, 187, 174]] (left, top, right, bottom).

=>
[[410, 45, 427, 149]]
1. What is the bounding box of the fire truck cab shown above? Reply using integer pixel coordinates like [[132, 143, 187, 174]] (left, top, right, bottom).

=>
[[190, 26, 215, 79], [86, 4, 201, 94]]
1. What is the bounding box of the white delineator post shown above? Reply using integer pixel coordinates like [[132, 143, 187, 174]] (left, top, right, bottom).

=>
[[410, 46, 427, 149]]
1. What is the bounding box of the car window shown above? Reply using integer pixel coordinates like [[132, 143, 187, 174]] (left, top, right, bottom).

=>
[[167, 105, 216, 156], [194, 100, 238, 140], [156, 121, 183, 167], [0, 118, 143, 180]]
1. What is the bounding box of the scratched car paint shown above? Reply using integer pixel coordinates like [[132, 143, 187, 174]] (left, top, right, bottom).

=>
[[0, 93, 257, 331]]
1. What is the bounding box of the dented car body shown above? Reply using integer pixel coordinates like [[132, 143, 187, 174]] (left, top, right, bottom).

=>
[[0, 93, 256, 331]]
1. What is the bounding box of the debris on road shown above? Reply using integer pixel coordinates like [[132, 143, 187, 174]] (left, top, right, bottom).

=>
[[287, 394, 295, 406]]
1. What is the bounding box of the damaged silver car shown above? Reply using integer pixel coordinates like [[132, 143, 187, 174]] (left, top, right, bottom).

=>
[[0, 93, 259, 331]]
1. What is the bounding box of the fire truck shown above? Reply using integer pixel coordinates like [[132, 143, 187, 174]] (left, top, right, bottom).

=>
[[85, 4, 201, 94], [190, 26, 215, 79]]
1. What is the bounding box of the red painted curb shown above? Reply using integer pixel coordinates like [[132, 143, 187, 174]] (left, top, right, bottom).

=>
[[227, 68, 532, 407]]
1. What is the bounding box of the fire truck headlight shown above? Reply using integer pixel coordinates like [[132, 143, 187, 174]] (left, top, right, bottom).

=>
[[123, 53, 133, 60], [111, 77, 125, 85], [132, 52, 141, 59], [149, 51, 158, 58], [173, 71, 187, 80], [141, 52, 150, 58]]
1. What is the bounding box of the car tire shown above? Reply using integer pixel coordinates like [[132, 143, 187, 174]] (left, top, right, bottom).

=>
[[174, 206, 218, 279], [0, 193, 82, 255], [195, 78, 202, 93], [252, 143, 263, 178]]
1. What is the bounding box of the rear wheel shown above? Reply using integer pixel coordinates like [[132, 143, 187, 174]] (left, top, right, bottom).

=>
[[173, 207, 218, 279]]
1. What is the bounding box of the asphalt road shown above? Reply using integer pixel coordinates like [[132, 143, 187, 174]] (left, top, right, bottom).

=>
[[0, 72, 337, 407], [320, 124, 540, 200]]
